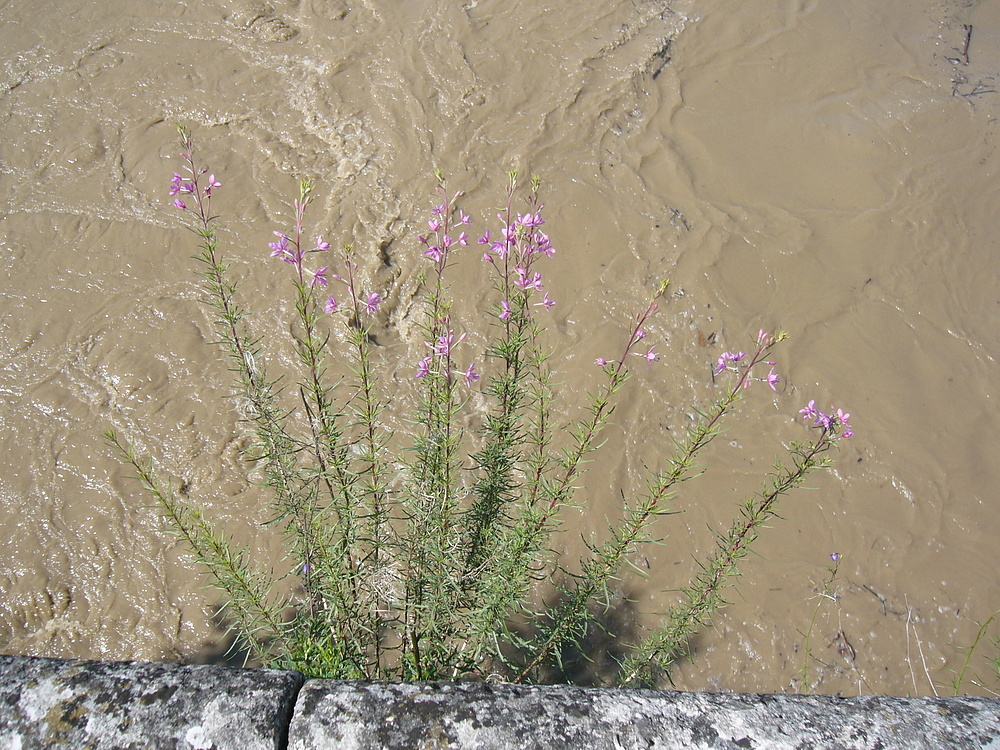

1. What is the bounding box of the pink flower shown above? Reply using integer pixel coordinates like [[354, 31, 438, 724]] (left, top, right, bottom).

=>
[[364, 292, 381, 314], [536, 232, 555, 256], [514, 268, 543, 291], [835, 408, 854, 438], [428, 218, 441, 232], [310, 266, 329, 288], [463, 362, 480, 386], [173, 198, 186, 210], [433, 331, 466, 358], [315, 236, 330, 251], [765, 367, 780, 391], [324, 296, 339, 314], [714, 351, 747, 375], [269, 233, 290, 260], [534, 293, 555, 310], [595, 357, 608, 366], [635, 345, 659, 368], [518, 210, 544, 228], [800, 401, 854, 438], [203, 174, 221, 197], [416, 355, 433, 378], [499, 300, 511, 320], [169, 173, 196, 195]]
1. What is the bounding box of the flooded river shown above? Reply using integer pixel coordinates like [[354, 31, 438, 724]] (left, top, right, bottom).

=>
[[2, 0, 1000, 696]]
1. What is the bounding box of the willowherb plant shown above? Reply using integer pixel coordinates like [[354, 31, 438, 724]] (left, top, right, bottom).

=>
[[109, 126, 855, 685]]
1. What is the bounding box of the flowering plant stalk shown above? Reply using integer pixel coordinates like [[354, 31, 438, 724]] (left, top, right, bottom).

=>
[[619, 410, 852, 688], [109, 127, 854, 684]]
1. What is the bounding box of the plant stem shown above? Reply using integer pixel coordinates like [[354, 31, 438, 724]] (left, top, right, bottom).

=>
[[619, 433, 835, 687]]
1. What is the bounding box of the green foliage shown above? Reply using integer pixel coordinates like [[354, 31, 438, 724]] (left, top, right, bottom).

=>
[[947, 609, 1000, 696], [109, 128, 852, 685]]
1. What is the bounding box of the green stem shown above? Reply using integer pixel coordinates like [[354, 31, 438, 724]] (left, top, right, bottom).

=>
[[620, 434, 834, 687]]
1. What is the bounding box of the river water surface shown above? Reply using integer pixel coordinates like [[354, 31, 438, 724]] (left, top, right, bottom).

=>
[[2, 0, 1000, 696]]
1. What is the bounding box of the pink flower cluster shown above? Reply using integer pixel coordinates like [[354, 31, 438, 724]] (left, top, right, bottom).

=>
[[168, 154, 219, 213], [418, 200, 471, 265], [414, 193, 479, 387], [480, 200, 557, 321], [592, 298, 664, 373], [800, 401, 854, 439], [265, 203, 380, 318], [714, 334, 780, 392], [415, 329, 479, 386]]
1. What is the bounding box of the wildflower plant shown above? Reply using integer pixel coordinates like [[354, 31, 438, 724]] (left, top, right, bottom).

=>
[[109, 127, 855, 685]]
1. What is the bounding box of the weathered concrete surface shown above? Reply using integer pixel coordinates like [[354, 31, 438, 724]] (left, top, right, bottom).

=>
[[0, 654, 304, 750], [289, 680, 1000, 750], [2, 655, 1000, 749]]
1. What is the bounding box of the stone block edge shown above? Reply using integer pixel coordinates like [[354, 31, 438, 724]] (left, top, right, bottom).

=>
[[2, 654, 1000, 749]]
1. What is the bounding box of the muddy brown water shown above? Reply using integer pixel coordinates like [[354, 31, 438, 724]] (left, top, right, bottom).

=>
[[2, 0, 1000, 696]]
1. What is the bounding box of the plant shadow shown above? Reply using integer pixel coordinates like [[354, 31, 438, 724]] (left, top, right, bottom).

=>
[[506, 587, 648, 687]]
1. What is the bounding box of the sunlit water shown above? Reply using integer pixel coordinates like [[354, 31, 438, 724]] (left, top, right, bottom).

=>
[[2, 0, 999, 696]]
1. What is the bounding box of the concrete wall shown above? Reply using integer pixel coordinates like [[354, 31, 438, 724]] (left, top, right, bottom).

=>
[[2, 654, 999, 749]]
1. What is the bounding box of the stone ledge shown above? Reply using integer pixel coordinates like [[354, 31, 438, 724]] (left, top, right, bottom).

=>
[[0, 654, 303, 749], [289, 679, 1000, 749], [2, 654, 999, 749]]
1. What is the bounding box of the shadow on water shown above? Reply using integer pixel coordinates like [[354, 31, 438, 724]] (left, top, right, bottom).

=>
[[187, 588, 697, 687], [190, 608, 254, 669], [506, 587, 680, 688]]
